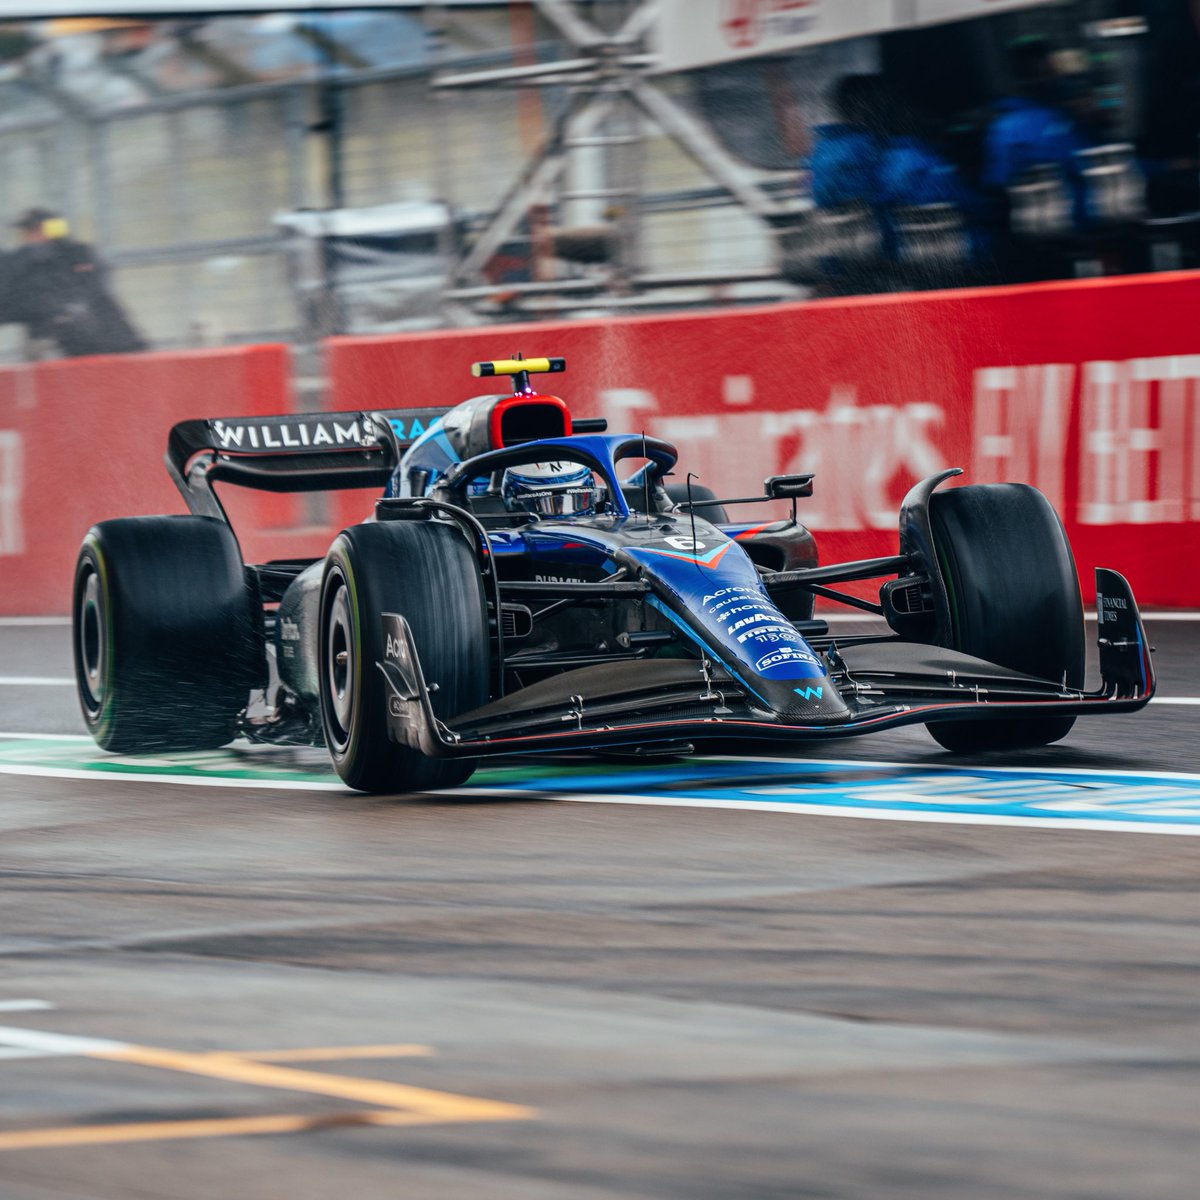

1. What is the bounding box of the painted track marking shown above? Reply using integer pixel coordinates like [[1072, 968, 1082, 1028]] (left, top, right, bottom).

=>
[[0, 1000, 53, 1013], [0, 1022, 530, 1153], [2, 735, 1200, 835], [0, 1110, 461, 1153], [242, 1044, 434, 1063]]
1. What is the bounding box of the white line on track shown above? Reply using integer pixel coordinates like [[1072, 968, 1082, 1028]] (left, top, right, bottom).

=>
[[0, 735, 1198, 778], [450, 787, 1200, 837], [1, 745, 1199, 835], [0, 732, 91, 741], [0, 1024, 127, 1060], [703, 752, 1200, 783], [0, 763, 346, 791], [0, 617, 70, 627], [0, 1000, 53, 1013]]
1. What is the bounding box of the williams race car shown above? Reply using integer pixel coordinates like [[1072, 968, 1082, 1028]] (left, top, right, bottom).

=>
[[73, 355, 1154, 792]]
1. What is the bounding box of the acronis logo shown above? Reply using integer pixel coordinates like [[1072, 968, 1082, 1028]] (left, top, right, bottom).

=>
[[793, 685, 824, 700]]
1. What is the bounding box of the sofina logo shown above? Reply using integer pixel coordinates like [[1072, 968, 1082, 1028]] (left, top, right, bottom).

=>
[[793, 685, 824, 700], [756, 647, 819, 672]]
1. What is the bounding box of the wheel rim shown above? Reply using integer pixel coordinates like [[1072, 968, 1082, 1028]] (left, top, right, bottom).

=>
[[324, 575, 355, 752], [76, 564, 106, 717]]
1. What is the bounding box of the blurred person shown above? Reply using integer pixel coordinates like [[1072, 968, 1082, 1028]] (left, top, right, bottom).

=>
[[878, 94, 988, 275], [804, 75, 980, 284], [807, 74, 887, 210], [981, 37, 1094, 230], [797, 75, 889, 293], [0, 208, 145, 357]]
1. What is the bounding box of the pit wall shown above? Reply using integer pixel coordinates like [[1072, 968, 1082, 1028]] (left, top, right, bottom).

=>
[[328, 270, 1200, 609], [3, 270, 1199, 615], [0, 345, 308, 616]]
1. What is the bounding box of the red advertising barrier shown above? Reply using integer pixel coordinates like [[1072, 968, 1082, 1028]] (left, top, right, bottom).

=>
[[326, 271, 1200, 607], [6, 272, 1198, 616], [0, 346, 299, 615]]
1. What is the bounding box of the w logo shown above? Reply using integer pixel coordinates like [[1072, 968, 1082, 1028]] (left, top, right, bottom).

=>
[[793, 686, 823, 701]]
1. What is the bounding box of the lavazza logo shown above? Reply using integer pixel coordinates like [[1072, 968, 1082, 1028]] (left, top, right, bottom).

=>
[[211, 418, 364, 451]]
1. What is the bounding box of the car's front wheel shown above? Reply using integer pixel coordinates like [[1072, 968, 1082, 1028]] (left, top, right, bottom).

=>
[[925, 483, 1085, 754], [318, 519, 489, 793]]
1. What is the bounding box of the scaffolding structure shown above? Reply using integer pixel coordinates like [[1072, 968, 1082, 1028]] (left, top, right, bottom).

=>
[[0, 2, 810, 356], [432, 0, 805, 323]]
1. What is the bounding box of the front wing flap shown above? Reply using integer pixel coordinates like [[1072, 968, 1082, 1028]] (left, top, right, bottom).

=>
[[377, 569, 1155, 759]]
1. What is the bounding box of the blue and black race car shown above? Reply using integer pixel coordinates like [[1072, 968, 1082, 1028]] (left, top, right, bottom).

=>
[[72, 355, 1154, 792]]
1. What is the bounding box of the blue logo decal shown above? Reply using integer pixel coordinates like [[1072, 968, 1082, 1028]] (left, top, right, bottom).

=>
[[389, 416, 428, 440], [793, 685, 824, 700]]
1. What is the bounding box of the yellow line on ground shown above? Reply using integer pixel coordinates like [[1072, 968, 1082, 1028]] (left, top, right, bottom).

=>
[[238, 1044, 433, 1063], [0, 1108, 463, 1153], [93, 1045, 533, 1123]]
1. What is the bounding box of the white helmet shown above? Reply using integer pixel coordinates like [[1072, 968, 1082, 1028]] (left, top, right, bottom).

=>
[[501, 460, 597, 517]]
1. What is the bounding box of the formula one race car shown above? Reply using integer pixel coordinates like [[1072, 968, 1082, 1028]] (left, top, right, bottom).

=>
[[72, 355, 1155, 792]]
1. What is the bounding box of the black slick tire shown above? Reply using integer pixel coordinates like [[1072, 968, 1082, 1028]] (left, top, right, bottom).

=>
[[926, 483, 1085, 754], [318, 519, 488, 794], [72, 516, 260, 753]]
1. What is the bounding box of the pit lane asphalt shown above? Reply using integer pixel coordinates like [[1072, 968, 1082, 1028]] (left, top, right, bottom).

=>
[[1, 619, 1198, 1200]]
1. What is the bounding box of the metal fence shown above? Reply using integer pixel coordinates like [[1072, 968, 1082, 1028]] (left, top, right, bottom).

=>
[[0, 24, 793, 359]]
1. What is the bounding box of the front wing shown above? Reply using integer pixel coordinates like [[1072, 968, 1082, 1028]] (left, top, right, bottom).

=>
[[375, 569, 1154, 759]]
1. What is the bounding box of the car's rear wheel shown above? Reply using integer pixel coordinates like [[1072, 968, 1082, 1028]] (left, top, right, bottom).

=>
[[73, 516, 261, 753], [318, 520, 489, 794], [925, 483, 1085, 754]]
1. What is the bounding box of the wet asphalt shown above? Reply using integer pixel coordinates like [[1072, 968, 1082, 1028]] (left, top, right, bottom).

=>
[[0, 619, 1197, 1200]]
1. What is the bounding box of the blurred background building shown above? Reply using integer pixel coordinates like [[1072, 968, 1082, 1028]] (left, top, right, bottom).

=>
[[0, 0, 1196, 361]]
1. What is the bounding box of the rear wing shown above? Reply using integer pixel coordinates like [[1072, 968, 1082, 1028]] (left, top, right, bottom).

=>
[[167, 407, 447, 498]]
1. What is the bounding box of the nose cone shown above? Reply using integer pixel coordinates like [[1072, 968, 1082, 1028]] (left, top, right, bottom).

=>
[[757, 674, 853, 722], [624, 536, 852, 723]]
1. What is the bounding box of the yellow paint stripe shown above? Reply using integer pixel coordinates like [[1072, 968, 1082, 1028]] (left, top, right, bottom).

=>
[[0, 1108, 463, 1153], [239, 1044, 433, 1063], [94, 1045, 532, 1123]]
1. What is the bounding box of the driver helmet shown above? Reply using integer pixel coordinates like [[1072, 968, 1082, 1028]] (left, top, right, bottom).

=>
[[501, 460, 597, 517]]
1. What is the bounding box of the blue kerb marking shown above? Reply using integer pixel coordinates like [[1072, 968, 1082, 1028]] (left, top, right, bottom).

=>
[[1, 737, 1195, 833], [474, 758, 1200, 830]]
